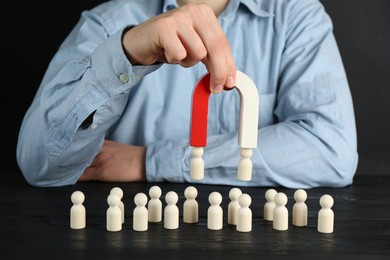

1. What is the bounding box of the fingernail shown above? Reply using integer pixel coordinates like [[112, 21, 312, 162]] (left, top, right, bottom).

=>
[[227, 76, 235, 87], [213, 85, 223, 93]]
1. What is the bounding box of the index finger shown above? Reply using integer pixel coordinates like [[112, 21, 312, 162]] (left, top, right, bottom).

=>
[[188, 4, 236, 93]]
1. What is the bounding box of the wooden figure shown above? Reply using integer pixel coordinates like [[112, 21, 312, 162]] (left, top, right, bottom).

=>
[[228, 187, 242, 225], [236, 193, 252, 232], [133, 192, 148, 231], [317, 194, 334, 233], [110, 187, 124, 224], [207, 192, 223, 230], [107, 193, 122, 232], [70, 191, 86, 229], [263, 188, 277, 221], [183, 186, 199, 224], [293, 189, 308, 227], [190, 147, 204, 180], [273, 192, 288, 231], [164, 191, 179, 229], [237, 148, 253, 181], [148, 185, 162, 223]]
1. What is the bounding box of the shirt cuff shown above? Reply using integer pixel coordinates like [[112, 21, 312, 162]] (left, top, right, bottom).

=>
[[145, 139, 187, 183], [90, 28, 161, 97]]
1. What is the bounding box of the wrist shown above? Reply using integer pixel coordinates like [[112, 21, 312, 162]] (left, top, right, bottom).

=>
[[121, 25, 141, 65]]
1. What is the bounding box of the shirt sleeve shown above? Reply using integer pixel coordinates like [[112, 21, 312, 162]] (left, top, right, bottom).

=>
[[16, 10, 160, 187], [146, 0, 358, 188]]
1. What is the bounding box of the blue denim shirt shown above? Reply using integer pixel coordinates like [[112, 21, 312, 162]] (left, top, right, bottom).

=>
[[17, 0, 358, 187]]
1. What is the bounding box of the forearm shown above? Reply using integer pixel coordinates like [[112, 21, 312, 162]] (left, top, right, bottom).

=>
[[16, 123, 103, 187], [256, 120, 357, 188], [146, 112, 357, 188], [17, 24, 160, 187], [16, 93, 121, 187]]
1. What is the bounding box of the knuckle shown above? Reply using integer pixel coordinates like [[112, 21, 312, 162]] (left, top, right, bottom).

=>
[[193, 46, 207, 60], [181, 3, 213, 19], [166, 50, 187, 64], [212, 71, 227, 84], [155, 17, 172, 31], [197, 3, 214, 15], [172, 10, 186, 24], [181, 3, 199, 13]]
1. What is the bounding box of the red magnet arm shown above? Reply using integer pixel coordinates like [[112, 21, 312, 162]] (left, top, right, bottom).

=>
[[190, 73, 234, 147], [190, 73, 211, 147]]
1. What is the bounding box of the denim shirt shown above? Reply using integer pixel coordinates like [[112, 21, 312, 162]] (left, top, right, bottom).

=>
[[17, 0, 358, 187]]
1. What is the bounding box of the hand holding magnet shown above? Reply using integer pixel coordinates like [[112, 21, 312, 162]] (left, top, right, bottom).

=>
[[189, 70, 259, 181]]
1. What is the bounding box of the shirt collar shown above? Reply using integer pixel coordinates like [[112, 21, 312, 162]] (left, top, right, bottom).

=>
[[238, 0, 273, 17], [162, 0, 273, 17]]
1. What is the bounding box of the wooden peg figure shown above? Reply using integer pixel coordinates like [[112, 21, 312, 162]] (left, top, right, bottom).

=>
[[207, 192, 223, 230], [133, 192, 148, 231], [273, 192, 288, 231], [237, 148, 253, 181], [70, 191, 86, 229], [110, 187, 124, 224], [148, 185, 162, 223], [317, 194, 334, 233], [293, 189, 308, 227], [228, 187, 242, 225], [106, 193, 122, 232], [164, 191, 179, 229], [190, 147, 204, 180], [183, 186, 198, 223], [263, 188, 277, 221], [236, 193, 252, 232]]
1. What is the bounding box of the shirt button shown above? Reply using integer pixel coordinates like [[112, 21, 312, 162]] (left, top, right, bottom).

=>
[[135, 74, 141, 81], [119, 73, 129, 83], [90, 124, 98, 130]]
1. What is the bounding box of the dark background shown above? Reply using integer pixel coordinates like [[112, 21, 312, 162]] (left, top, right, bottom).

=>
[[1, 0, 389, 179]]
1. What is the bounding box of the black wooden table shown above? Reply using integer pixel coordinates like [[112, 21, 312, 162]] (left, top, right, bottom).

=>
[[1, 172, 389, 259]]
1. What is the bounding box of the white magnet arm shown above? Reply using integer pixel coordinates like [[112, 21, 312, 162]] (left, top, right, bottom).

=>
[[235, 70, 259, 149]]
